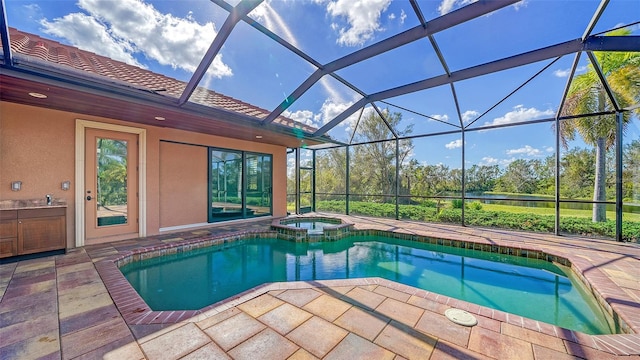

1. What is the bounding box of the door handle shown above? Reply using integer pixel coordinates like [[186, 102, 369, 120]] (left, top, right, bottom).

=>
[[86, 195, 93, 201]]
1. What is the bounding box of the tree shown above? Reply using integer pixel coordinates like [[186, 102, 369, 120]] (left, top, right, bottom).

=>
[[560, 29, 640, 222], [496, 159, 542, 194], [623, 139, 640, 202], [350, 108, 413, 201]]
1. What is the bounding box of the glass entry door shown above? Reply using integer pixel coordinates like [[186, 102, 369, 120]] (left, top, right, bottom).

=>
[[85, 129, 138, 242]]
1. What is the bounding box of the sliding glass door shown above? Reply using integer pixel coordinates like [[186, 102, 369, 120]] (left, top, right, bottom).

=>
[[209, 148, 272, 222]]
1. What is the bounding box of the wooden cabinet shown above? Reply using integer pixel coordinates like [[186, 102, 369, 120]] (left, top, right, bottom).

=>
[[0, 207, 66, 258], [0, 210, 18, 258]]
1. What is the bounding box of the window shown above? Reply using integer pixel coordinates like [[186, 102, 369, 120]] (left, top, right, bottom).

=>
[[209, 148, 272, 222]]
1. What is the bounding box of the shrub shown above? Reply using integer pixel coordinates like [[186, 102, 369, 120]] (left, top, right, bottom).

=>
[[314, 200, 639, 242]]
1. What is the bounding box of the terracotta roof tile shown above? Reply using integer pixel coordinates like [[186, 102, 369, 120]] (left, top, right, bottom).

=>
[[7, 27, 316, 133]]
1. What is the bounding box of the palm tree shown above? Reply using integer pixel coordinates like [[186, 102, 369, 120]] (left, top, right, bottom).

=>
[[560, 28, 640, 222]]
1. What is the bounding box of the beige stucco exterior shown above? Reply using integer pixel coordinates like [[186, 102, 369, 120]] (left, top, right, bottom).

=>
[[0, 101, 288, 248]]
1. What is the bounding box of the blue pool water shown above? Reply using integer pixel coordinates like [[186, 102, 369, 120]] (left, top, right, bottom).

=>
[[120, 236, 615, 334]]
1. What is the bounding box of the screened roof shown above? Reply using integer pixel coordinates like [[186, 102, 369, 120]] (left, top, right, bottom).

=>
[[1, 0, 638, 147]]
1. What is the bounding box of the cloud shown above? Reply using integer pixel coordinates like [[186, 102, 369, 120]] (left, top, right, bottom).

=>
[[461, 110, 479, 123], [479, 156, 498, 166], [553, 65, 588, 78], [506, 145, 542, 157], [283, 99, 356, 130], [485, 105, 554, 126], [321, 0, 392, 46], [545, 146, 554, 152], [388, 13, 395, 20], [445, 139, 463, 149], [284, 109, 317, 127], [430, 114, 449, 122], [40, 0, 232, 77], [437, 0, 476, 16], [400, 9, 407, 24]]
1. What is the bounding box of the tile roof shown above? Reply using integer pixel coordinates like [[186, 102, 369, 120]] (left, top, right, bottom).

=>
[[7, 27, 316, 133]]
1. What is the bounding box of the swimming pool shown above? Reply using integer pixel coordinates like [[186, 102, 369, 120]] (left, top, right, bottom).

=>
[[119, 235, 615, 335]]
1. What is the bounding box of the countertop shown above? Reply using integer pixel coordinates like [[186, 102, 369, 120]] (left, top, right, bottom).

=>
[[0, 199, 68, 210]]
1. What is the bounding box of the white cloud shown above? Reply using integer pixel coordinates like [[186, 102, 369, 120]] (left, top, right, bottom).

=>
[[485, 105, 554, 126], [513, 0, 528, 11], [388, 13, 395, 20], [506, 145, 542, 157], [283, 109, 317, 127], [321, 0, 392, 46], [445, 139, 463, 149], [283, 99, 356, 130], [461, 110, 479, 123], [545, 146, 554, 152], [479, 156, 498, 166], [437, 0, 476, 15], [40, 0, 232, 77], [430, 114, 449, 122], [400, 9, 407, 24], [553, 65, 588, 78]]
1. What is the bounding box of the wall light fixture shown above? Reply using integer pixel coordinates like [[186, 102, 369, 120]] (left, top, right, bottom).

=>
[[11, 181, 22, 191]]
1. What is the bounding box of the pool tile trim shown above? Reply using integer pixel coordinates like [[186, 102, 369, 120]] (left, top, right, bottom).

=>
[[93, 221, 640, 356]]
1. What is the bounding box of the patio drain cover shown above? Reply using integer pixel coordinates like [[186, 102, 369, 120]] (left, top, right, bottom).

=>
[[445, 308, 478, 327]]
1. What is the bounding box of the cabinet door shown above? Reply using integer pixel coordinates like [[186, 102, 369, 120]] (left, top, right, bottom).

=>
[[18, 216, 66, 255], [0, 236, 18, 258], [0, 211, 18, 258]]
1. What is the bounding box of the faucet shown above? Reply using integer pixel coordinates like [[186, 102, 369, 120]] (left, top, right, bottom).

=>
[[46, 194, 52, 206]]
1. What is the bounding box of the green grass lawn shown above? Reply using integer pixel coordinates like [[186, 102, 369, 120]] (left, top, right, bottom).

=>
[[481, 203, 640, 222]]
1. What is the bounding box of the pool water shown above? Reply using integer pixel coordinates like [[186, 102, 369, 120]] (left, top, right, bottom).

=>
[[120, 236, 615, 334]]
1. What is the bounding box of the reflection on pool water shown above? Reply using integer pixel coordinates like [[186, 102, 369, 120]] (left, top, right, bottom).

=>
[[120, 235, 615, 335]]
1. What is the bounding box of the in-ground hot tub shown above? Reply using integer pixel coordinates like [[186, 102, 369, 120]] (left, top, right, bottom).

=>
[[271, 216, 354, 240]]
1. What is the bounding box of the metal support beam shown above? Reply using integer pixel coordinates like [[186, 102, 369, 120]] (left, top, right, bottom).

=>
[[0, 0, 12, 67], [582, 0, 610, 41], [395, 138, 400, 220], [461, 128, 466, 226], [372, 103, 399, 139], [586, 51, 621, 112], [345, 146, 350, 215], [295, 148, 300, 214], [615, 111, 623, 242], [264, 0, 519, 125], [315, 36, 639, 137], [555, 115, 561, 236], [312, 150, 317, 212], [179, 0, 262, 105]]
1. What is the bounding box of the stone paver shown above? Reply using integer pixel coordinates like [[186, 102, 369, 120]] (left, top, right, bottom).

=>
[[236, 294, 284, 318], [302, 294, 352, 322], [257, 302, 313, 335], [287, 316, 348, 358], [334, 306, 389, 341], [203, 312, 266, 351], [1, 215, 639, 360], [325, 333, 395, 360], [227, 328, 298, 360], [275, 288, 323, 307], [139, 323, 210, 360], [375, 297, 424, 327], [374, 320, 437, 359]]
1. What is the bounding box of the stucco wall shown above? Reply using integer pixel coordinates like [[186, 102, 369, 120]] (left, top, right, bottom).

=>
[[159, 141, 208, 228], [0, 101, 288, 247]]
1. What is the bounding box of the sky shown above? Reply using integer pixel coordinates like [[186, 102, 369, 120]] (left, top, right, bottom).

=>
[[5, 0, 640, 169]]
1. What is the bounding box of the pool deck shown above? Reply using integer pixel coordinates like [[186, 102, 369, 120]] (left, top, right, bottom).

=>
[[1, 214, 639, 359]]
